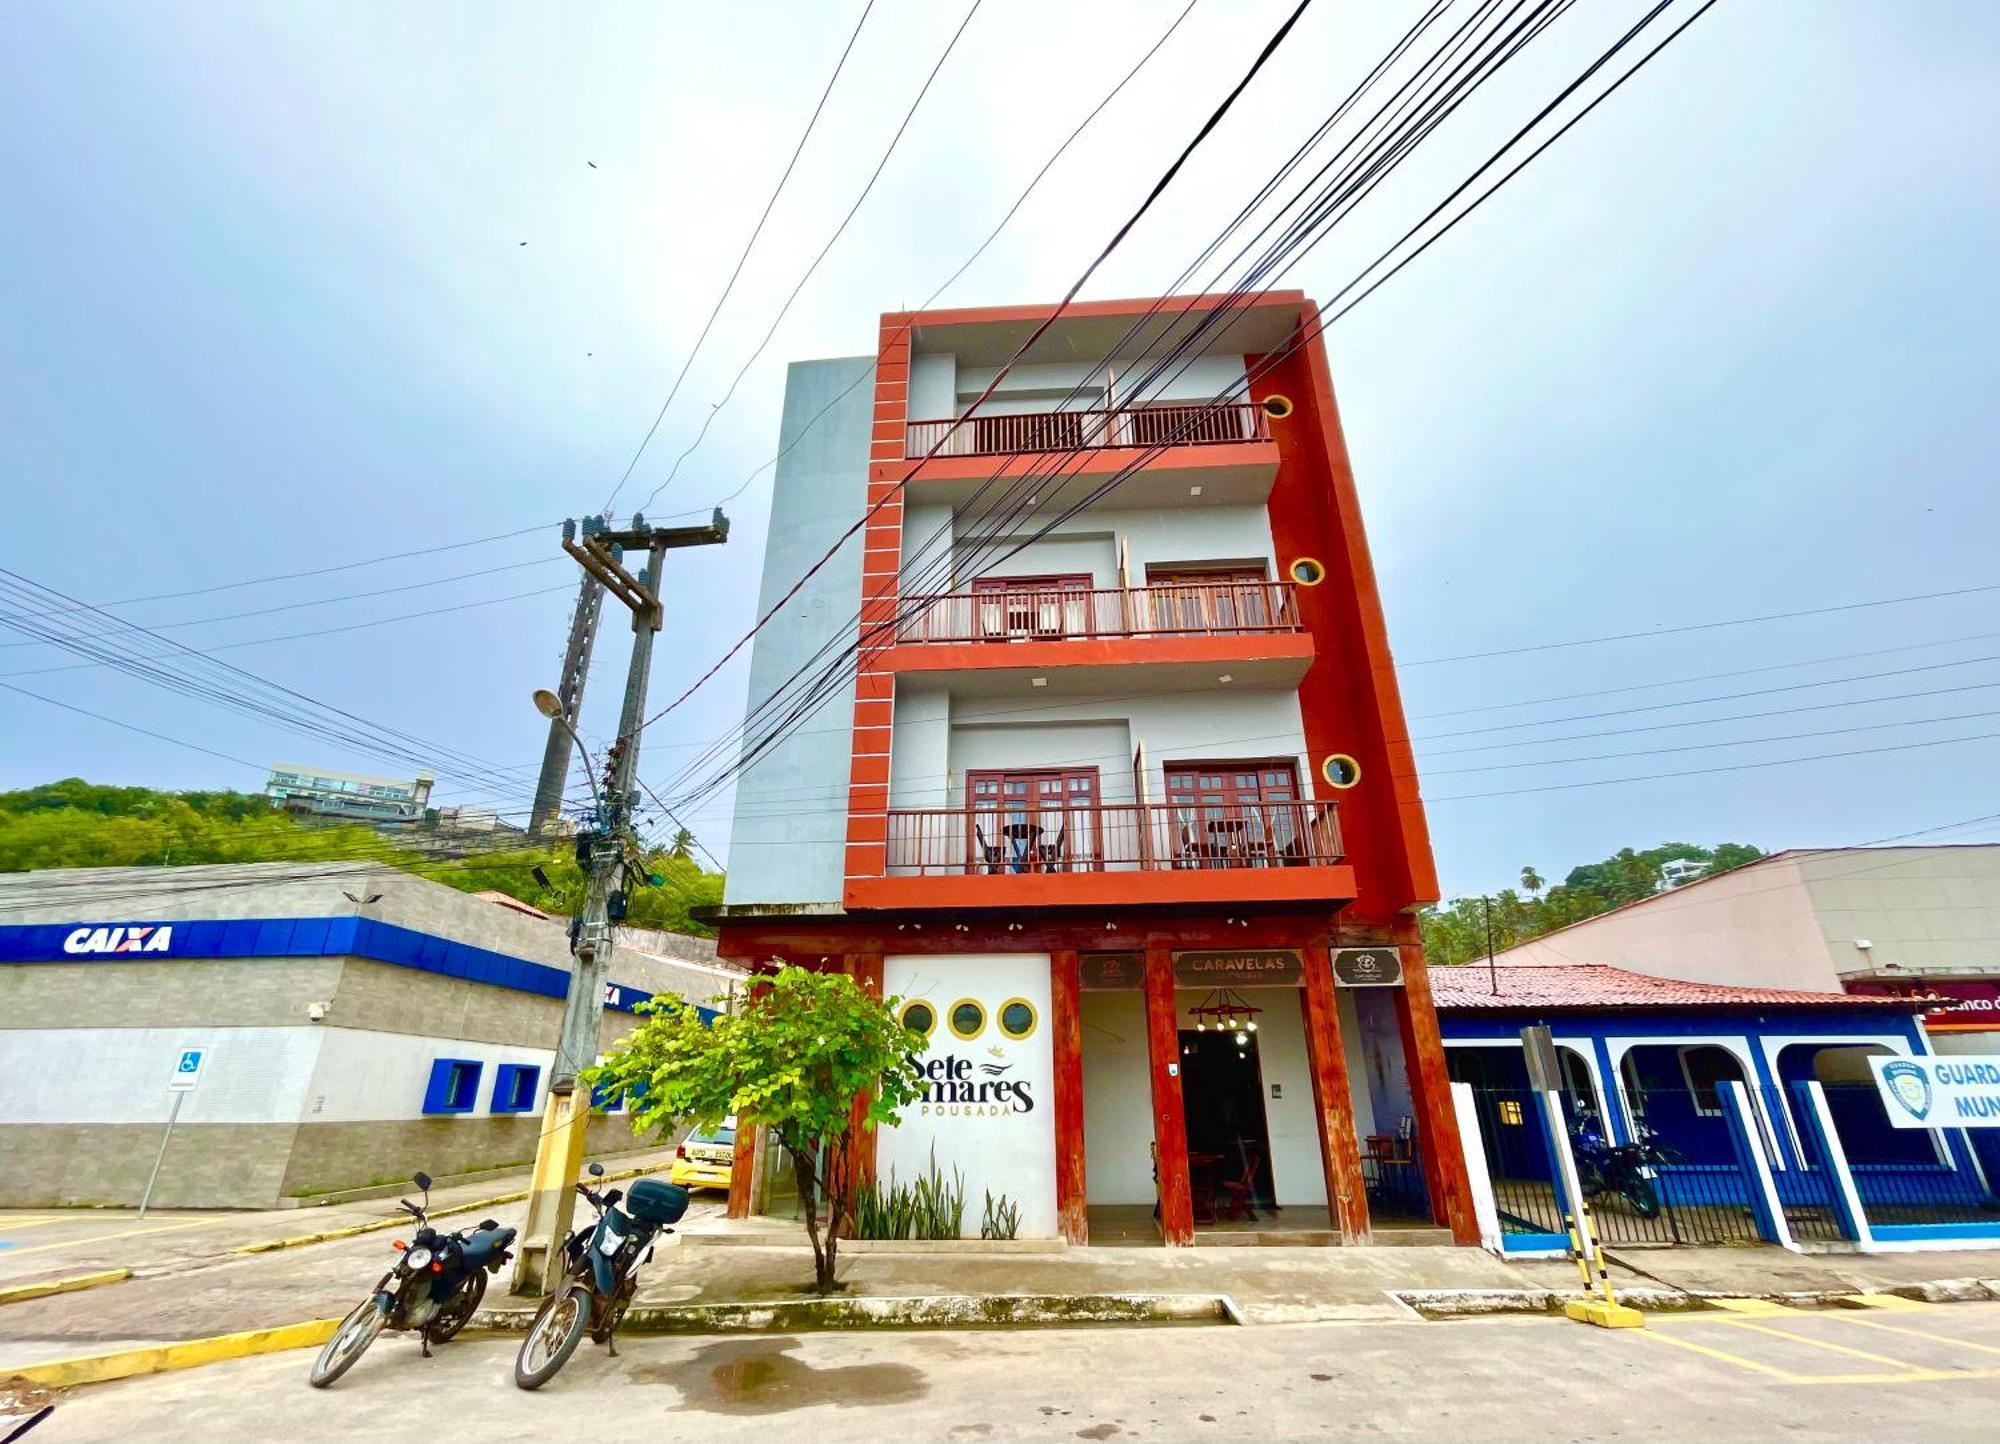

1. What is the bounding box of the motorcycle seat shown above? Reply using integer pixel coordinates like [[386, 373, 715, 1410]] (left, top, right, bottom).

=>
[[459, 1224, 518, 1266]]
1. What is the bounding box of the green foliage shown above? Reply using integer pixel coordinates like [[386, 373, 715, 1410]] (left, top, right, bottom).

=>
[[1419, 841, 1766, 965], [587, 964, 929, 1291], [980, 1189, 1022, 1242], [0, 778, 724, 936], [853, 1154, 970, 1242]]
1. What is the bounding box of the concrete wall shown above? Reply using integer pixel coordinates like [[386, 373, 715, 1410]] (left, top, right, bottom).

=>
[[1487, 854, 1836, 990], [1080, 989, 1153, 1205], [951, 354, 1247, 411], [1798, 846, 2000, 980], [906, 503, 1277, 593], [725, 356, 875, 908]]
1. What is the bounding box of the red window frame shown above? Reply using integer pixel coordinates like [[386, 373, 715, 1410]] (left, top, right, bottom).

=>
[[968, 574, 1095, 638], [965, 767, 1100, 873]]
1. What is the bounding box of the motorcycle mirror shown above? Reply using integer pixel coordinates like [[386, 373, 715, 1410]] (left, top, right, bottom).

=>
[[587, 1162, 605, 1178], [414, 1171, 432, 1192]]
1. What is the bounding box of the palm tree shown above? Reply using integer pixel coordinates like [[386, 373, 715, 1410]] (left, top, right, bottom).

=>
[[1520, 865, 1544, 900]]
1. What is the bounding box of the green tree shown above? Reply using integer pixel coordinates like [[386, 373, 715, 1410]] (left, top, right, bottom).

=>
[[587, 965, 928, 1294], [1519, 865, 1544, 899]]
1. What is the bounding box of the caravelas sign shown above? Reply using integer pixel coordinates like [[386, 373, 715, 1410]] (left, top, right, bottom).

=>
[[62, 923, 175, 956], [1871, 1054, 2000, 1128]]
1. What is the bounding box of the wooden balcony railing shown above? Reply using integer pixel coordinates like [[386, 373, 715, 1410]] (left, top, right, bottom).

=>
[[904, 400, 1269, 460], [897, 580, 1300, 645], [883, 799, 1343, 878]]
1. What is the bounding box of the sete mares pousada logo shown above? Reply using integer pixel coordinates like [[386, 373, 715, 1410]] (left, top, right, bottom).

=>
[[917, 1048, 1035, 1118]]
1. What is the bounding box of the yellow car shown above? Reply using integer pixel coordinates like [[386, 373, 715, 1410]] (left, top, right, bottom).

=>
[[669, 1119, 737, 1191]]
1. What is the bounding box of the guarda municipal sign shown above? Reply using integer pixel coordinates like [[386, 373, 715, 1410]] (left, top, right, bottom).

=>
[[63, 923, 175, 955], [1872, 1054, 2000, 1128]]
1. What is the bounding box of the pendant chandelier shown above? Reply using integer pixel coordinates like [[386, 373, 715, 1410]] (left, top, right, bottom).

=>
[[1191, 988, 1262, 1046]]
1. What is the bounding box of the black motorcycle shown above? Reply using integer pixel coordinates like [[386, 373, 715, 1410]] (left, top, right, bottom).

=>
[[308, 1171, 517, 1388], [513, 1162, 688, 1390], [1571, 1111, 1678, 1219]]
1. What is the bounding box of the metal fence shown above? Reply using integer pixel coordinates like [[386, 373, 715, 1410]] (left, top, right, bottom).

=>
[[1816, 1081, 2000, 1229]]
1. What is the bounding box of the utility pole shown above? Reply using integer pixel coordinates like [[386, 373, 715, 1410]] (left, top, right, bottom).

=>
[[511, 508, 728, 1297], [529, 559, 606, 836], [1481, 895, 1499, 997]]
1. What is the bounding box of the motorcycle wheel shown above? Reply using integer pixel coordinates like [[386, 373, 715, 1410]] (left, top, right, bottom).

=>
[[514, 1283, 592, 1390], [308, 1297, 387, 1388], [427, 1269, 486, 1345], [1625, 1177, 1663, 1219]]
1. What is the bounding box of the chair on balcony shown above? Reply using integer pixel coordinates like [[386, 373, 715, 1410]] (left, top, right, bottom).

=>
[[1035, 824, 1068, 874], [973, 825, 1007, 875]]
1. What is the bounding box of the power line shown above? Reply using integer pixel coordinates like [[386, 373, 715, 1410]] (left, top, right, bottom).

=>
[[635, 0, 986, 510], [602, 0, 879, 513], [1403, 577, 2000, 668]]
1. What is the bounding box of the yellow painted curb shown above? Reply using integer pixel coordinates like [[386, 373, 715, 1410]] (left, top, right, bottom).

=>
[[1839, 1292, 1932, 1311], [232, 1165, 655, 1256], [0, 1269, 132, 1307], [2, 1317, 341, 1389]]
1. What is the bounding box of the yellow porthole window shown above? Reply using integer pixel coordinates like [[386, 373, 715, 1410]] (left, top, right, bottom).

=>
[[1322, 754, 1362, 790], [948, 999, 986, 1041], [1260, 394, 1294, 419], [997, 998, 1039, 1041], [1288, 557, 1326, 587], [900, 999, 937, 1038]]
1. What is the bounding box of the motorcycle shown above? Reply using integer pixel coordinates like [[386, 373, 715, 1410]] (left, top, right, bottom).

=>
[[308, 1171, 517, 1388], [1569, 1109, 1677, 1219], [513, 1162, 688, 1390]]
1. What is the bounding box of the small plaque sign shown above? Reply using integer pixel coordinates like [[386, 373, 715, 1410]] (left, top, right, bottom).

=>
[[1332, 947, 1404, 987], [1079, 953, 1143, 990], [1172, 950, 1304, 988]]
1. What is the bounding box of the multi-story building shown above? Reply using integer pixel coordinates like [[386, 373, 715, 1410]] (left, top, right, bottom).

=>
[[266, 762, 435, 824], [713, 293, 1476, 1246]]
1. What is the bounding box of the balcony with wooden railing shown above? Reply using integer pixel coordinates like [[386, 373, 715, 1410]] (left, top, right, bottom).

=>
[[848, 798, 1352, 910], [897, 579, 1301, 646], [905, 400, 1269, 461]]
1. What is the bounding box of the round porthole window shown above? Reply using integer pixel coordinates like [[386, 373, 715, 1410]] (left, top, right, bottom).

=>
[[900, 1000, 937, 1038], [1321, 753, 1362, 790], [948, 999, 987, 1041], [998, 998, 1039, 1041], [1261, 394, 1294, 419], [1288, 557, 1326, 587]]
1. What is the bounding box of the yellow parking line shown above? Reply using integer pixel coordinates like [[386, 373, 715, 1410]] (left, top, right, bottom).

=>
[[1728, 1320, 1925, 1372], [1704, 1297, 1804, 1316], [0, 1216, 226, 1258], [1834, 1316, 2000, 1359], [0, 1217, 86, 1234], [1636, 1325, 1800, 1379], [1778, 1367, 2000, 1387]]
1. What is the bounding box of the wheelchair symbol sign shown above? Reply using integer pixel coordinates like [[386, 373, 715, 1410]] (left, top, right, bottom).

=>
[[169, 1047, 207, 1092]]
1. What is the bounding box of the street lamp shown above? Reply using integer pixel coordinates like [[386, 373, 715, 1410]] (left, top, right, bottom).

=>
[[531, 689, 603, 814]]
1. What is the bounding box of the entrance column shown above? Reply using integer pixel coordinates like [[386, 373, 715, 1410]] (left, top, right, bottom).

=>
[[1143, 945, 1194, 1246], [1389, 920, 1479, 1244], [1301, 941, 1371, 1243], [1051, 950, 1087, 1244], [843, 951, 885, 1205]]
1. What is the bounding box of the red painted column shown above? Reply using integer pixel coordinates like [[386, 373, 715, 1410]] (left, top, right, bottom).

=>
[[843, 953, 885, 1226], [1301, 941, 1372, 1244], [727, 1125, 757, 1220], [1051, 949, 1088, 1245], [1143, 946, 1194, 1247], [1390, 928, 1479, 1244]]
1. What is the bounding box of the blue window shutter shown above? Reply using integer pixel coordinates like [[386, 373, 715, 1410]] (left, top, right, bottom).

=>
[[423, 1058, 483, 1115]]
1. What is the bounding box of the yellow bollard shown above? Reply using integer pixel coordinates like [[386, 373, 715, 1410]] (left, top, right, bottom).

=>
[[1563, 1201, 1643, 1329]]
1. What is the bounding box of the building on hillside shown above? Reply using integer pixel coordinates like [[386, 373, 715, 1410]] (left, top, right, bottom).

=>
[[0, 862, 741, 1208], [710, 292, 1476, 1247], [1486, 845, 2000, 1057], [266, 762, 435, 824]]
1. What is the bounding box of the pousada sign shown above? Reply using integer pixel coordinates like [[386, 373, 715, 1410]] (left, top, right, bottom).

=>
[[1872, 1054, 2000, 1128]]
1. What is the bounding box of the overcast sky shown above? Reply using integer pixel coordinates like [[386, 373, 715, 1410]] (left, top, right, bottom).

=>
[[3, 0, 1996, 900]]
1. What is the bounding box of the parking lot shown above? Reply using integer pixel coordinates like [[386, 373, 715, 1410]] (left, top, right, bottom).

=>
[[14, 1298, 2000, 1441]]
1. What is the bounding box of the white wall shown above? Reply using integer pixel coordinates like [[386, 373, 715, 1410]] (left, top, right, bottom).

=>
[[1080, 989, 1154, 1205], [879, 954, 1058, 1238], [907, 504, 1277, 595], [0, 1026, 326, 1125], [953, 354, 1247, 410], [303, 1029, 563, 1122], [887, 685, 1309, 812], [910, 351, 955, 420]]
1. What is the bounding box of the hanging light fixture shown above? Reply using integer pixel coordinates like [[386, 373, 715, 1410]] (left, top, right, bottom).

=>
[[1191, 987, 1263, 1042]]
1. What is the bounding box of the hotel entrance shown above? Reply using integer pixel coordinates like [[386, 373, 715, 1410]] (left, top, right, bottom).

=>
[[1075, 946, 1437, 1245]]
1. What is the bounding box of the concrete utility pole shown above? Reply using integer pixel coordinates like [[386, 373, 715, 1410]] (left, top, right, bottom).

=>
[[511, 509, 729, 1297], [529, 560, 606, 836]]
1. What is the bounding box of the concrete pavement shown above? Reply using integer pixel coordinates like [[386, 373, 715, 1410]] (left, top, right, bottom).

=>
[[20, 1300, 2000, 1441]]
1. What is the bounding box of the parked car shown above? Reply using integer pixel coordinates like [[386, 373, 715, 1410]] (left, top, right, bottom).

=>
[[669, 1118, 737, 1192]]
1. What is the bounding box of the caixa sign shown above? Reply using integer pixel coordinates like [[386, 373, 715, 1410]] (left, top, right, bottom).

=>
[[63, 923, 175, 955]]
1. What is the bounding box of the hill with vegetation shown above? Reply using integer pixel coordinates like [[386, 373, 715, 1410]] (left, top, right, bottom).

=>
[[0, 778, 723, 936], [1419, 841, 1765, 965]]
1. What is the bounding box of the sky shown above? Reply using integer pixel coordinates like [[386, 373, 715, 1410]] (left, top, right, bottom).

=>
[[2, 0, 1997, 901]]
